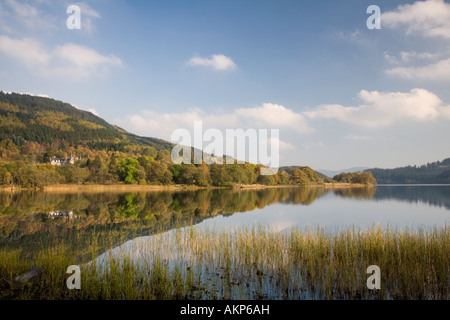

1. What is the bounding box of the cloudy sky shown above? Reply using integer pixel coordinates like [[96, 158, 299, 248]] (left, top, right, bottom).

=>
[[1, 0, 450, 170]]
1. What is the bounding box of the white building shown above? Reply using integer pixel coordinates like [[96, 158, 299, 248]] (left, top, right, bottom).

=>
[[48, 211, 74, 219], [50, 154, 75, 166]]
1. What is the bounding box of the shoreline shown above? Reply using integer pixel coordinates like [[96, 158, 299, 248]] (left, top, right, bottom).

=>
[[43, 184, 222, 193], [0, 183, 375, 193], [234, 183, 374, 189]]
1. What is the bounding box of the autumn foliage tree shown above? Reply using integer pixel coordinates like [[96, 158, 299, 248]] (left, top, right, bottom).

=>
[[333, 171, 376, 184]]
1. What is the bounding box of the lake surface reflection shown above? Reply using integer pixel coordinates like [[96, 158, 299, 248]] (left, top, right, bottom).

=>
[[1, 185, 449, 257], [200, 185, 450, 233]]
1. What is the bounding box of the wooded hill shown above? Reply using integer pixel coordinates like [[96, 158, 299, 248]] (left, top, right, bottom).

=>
[[0, 91, 173, 161], [366, 158, 450, 184], [0, 92, 342, 188]]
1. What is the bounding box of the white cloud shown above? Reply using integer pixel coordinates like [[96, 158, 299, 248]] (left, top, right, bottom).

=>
[[385, 57, 450, 80], [117, 103, 310, 152], [115, 103, 304, 166], [399, 51, 440, 62], [335, 29, 364, 42], [383, 52, 400, 65], [6, 0, 39, 24], [384, 50, 442, 64], [300, 142, 325, 150], [76, 2, 100, 18], [343, 134, 370, 141], [383, 0, 450, 38], [122, 89, 450, 144], [12, 92, 50, 98], [73, 2, 101, 33], [235, 103, 311, 133], [1, 0, 100, 34], [87, 108, 100, 116], [68, 103, 99, 116], [0, 36, 122, 79], [121, 105, 294, 165], [4, 0, 54, 29], [332, 28, 375, 48], [34, 93, 50, 98], [188, 54, 237, 70], [304, 88, 450, 128], [53, 43, 122, 76], [277, 139, 296, 151], [0, 3, 12, 33], [125, 108, 230, 139], [383, 49, 450, 80], [0, 36, 50, 67]]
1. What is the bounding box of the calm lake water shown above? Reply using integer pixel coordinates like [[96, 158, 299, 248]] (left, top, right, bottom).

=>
[[2, 185, 448, 300], [1, 185, 449, 256], [199, 185, 450, 233]]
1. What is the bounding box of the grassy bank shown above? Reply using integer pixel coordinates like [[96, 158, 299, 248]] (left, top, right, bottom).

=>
[[0, 224, 447, 300]]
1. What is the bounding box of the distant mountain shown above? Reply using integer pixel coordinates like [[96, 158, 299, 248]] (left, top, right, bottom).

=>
[[0, 91, 173, 152], [315, 167, 370, 179], [366, 158, 450, 184]]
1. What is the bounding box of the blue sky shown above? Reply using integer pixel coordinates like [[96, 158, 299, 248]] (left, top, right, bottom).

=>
[[1, 0, 450, 170]]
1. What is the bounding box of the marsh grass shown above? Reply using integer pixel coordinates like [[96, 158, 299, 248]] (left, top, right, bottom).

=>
[[0, 225, 448, 300]]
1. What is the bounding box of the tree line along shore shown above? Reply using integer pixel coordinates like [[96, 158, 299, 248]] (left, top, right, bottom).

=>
[[0, 153, 376, 191], [0, 182, 373, 192], [0, 93, 377, 190]]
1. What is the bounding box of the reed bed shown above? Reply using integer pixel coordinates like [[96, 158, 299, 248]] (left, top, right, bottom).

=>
[[0, 224, 448, 300]]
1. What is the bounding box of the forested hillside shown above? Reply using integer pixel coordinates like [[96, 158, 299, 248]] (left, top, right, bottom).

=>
[[0, 92, 333, 188], [0, 91, 173, 162], [366, 158, 450, 184]]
